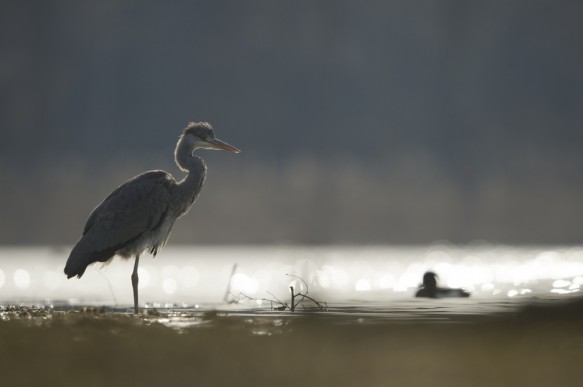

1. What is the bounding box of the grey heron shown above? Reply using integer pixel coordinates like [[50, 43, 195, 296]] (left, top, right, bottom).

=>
[[64, 122, 240, 313]]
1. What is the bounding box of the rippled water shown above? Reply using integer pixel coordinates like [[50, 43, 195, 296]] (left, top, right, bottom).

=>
[[1, 244, 582, 321]]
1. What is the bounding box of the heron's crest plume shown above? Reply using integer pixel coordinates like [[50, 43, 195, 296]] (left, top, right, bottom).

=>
[[183, 121, 214, 138]]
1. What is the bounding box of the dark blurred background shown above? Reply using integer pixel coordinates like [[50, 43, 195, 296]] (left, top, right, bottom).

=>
[[1, 1, 582, 245]]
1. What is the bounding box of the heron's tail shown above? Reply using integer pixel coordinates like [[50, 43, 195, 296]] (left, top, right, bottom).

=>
[[64, 238, 115, 279], [64, 241, 90, 278]]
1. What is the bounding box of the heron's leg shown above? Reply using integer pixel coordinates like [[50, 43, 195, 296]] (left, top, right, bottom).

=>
[[131, 255, 140, 314]]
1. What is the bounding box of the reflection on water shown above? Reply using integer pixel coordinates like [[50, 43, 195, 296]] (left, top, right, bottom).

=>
[[0, 245, 582, 319]]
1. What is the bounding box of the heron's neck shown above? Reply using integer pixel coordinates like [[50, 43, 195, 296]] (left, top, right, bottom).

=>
[[172, 136, 207, 216], [175, 137, 195, 172], [173, 154, 207, 217]]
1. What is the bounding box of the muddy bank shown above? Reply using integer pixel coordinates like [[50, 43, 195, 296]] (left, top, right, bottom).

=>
[[1, 301, 582, 387]]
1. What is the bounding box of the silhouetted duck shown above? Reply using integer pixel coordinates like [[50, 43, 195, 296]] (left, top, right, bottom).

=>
[[415, 271, 470, 298]]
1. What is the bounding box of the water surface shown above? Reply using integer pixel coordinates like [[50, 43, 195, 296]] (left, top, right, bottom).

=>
[[1, 245, 582, 321]]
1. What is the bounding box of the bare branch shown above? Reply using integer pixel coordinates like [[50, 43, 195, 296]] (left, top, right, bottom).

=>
[[295, 294, 328, 311], [223, 263, 238, 303], [230, 274, 327, 313], [286, 274, 310, 294], [266, 291, 287, 308]]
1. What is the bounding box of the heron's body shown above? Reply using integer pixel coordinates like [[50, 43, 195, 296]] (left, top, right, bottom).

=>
[[64, 166, 205, 278], [64, 122, 239, 313]]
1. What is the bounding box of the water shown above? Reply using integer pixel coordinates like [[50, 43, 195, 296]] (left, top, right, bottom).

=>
[[1, 244, 582, 320], [3, 244, 583, 387]]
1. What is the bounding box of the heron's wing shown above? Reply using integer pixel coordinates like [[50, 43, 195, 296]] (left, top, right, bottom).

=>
[[80, 171, 175, 253]]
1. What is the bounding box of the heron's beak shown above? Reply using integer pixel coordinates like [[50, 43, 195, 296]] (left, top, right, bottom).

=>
[[207, 137, 241, 153]]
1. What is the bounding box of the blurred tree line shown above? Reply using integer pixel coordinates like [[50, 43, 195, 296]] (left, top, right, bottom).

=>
[[1, 1, 582, 245]]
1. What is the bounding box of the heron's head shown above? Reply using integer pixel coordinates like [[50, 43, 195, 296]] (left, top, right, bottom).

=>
[[183, 122, 240, 154]]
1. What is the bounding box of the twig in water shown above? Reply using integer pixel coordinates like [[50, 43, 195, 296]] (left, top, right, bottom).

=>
[[235, 274, 327, 312], [286, 274, 327, 311], [223, 263, 238, 304]]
